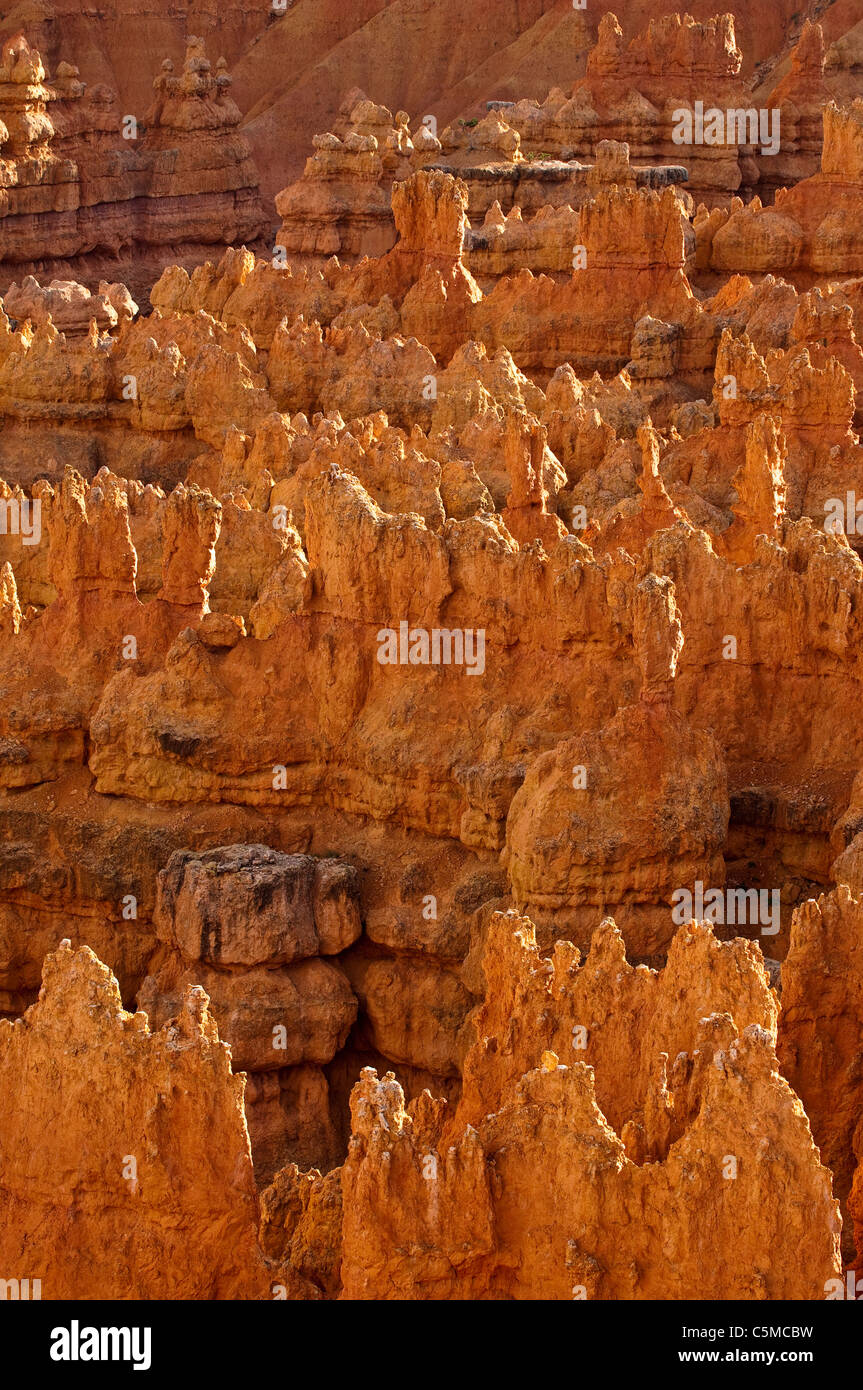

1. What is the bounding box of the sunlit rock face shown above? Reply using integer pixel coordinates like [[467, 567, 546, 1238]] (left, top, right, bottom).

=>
[[3, 3, 863, 1304]]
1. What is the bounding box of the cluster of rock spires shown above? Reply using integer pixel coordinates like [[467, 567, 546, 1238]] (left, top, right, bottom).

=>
[[0, 33, 268, 296], [272, 12, 863, 278], [3, 6, 863, 1301]]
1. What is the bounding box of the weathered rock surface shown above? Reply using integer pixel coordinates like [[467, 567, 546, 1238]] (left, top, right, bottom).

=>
[[155, 844, 361, 965], [778, 885, 863, 1258], [331, 911, 839, 1299], [0, 941, 269, 1298], [0, 35, 268, 298], [3, 1, 863, 1305]]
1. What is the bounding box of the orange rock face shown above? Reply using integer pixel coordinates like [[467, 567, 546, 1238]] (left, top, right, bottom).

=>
[[0, 941, 270, 1298], [4, 2, 863, 1310], [0, 35, 268, 299], [308, 910, 840, 1300], [778, 885, 863, 1261]]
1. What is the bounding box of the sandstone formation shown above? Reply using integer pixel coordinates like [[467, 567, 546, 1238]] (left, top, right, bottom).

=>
[[0, 940, 270, 1298], [778, 884, 863, 1261], [0, 35, 268, 298], [2, 1, 863, 1308], [704, 99, 863, 281], [276, 911, 839, 1299]]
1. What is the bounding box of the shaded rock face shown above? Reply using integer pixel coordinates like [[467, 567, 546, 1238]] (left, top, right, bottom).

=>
[[155, 844, 362, 964], [504, 571, 729, 954], [142, 845, 360, 1182], [779, 885, 863, 1260], [5, 2, 863, 1307], [137, 956, 356, 1073]]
